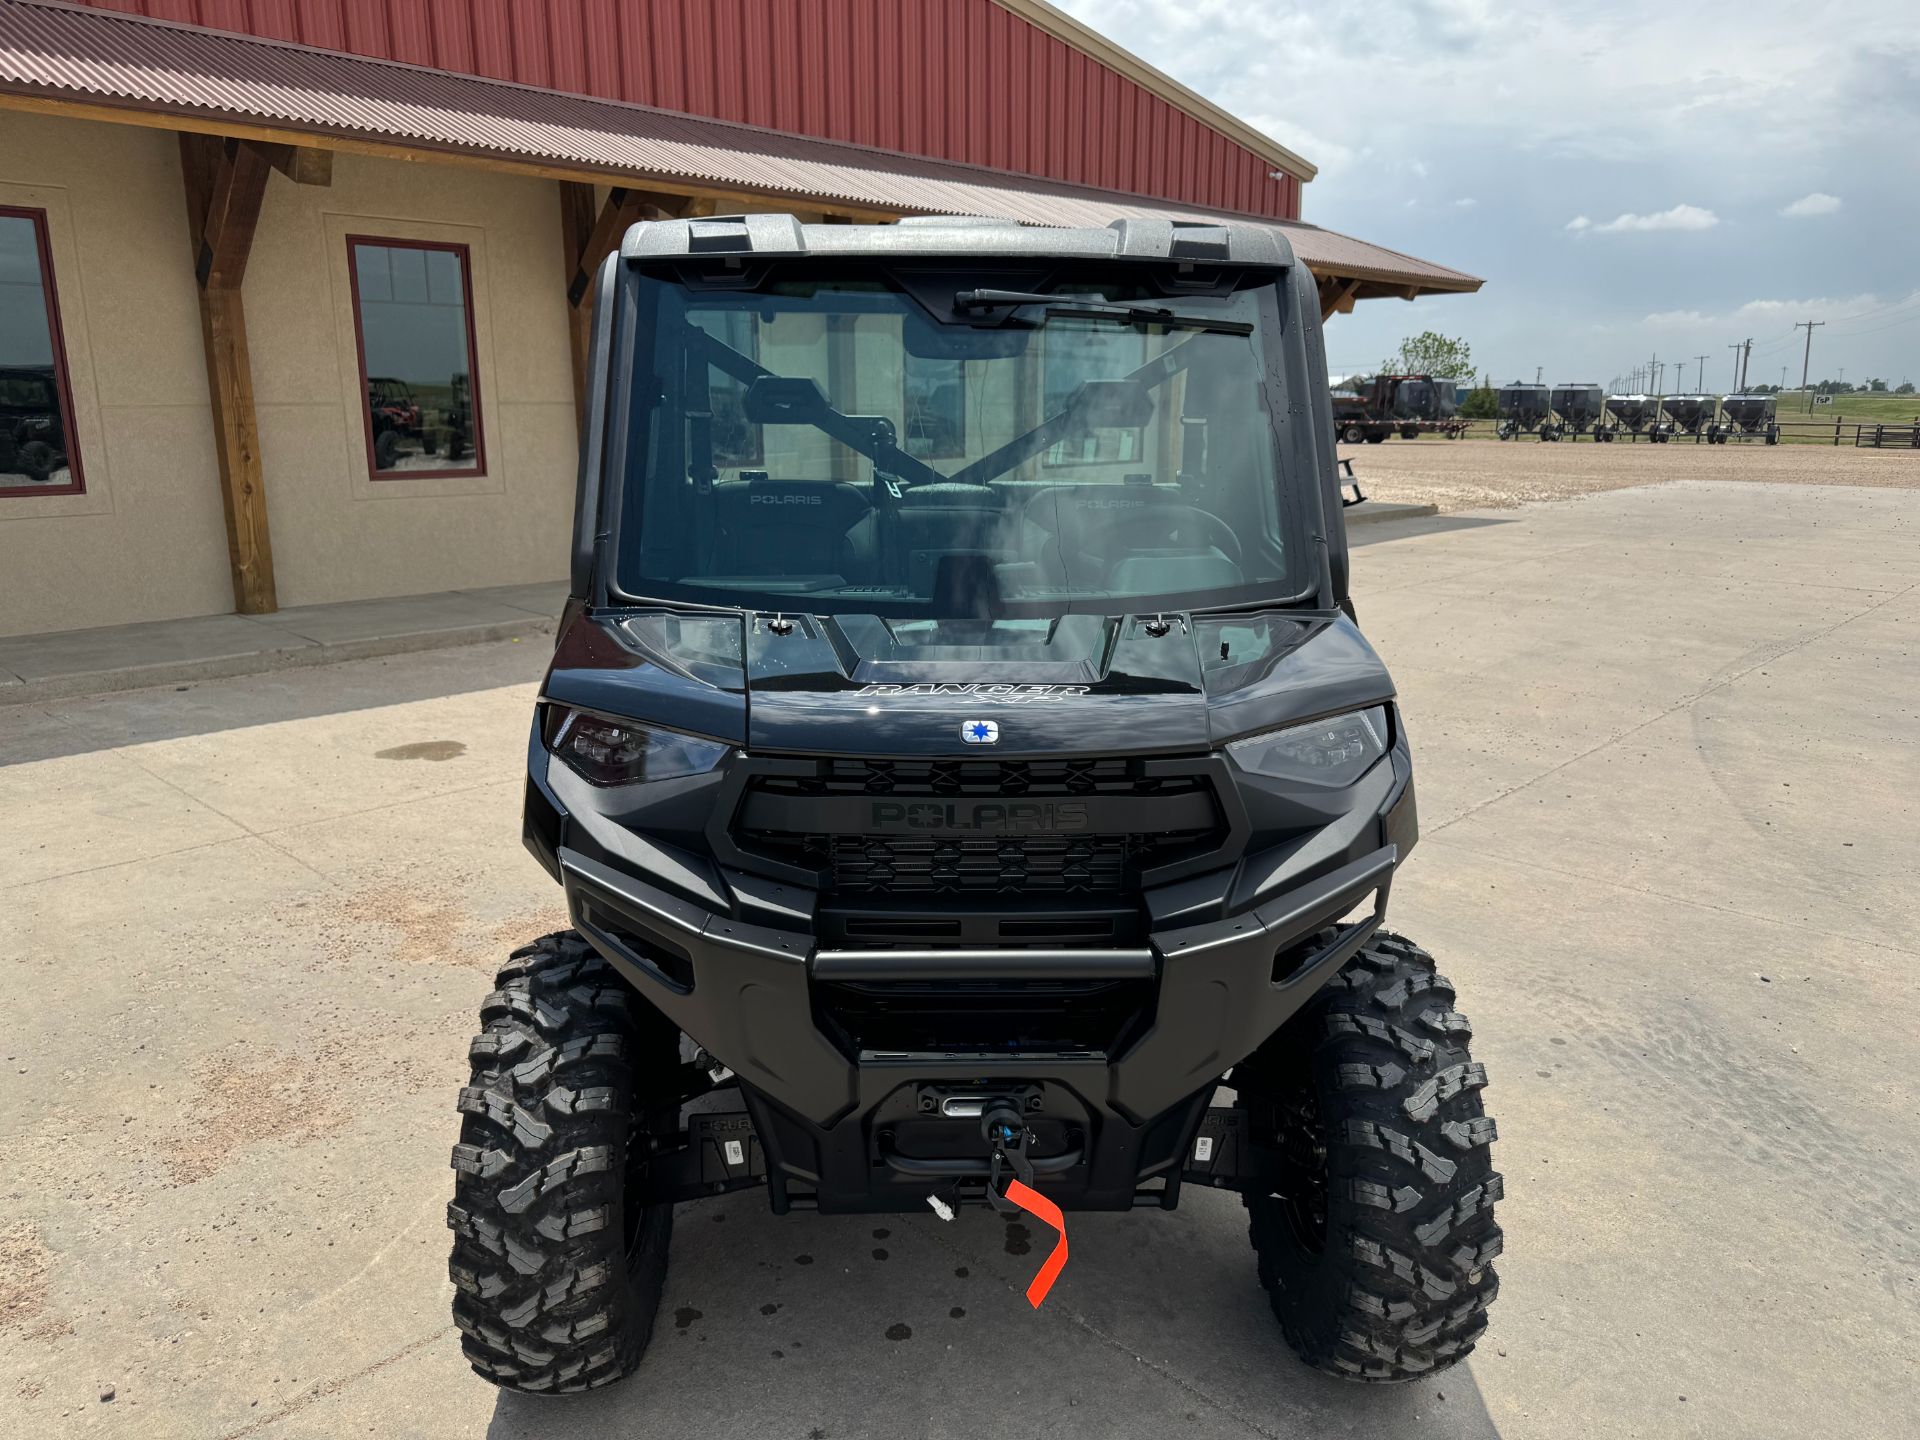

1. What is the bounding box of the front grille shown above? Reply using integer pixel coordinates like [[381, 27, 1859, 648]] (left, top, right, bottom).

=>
[[734, 754, 1222, 899], [815, 977, 1153, 1056], [824, 833, 1132, 895], [754, 756, 1195, 800]]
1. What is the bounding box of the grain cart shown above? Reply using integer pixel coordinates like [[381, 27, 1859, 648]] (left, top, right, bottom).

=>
[[1601, 393, 1665, 442], [1392, 375, 1469, 438], [1711, 394, 1780, 445], [1494, 382, 1552, 439], [1548, 384, 1604, 439], [1661, 394, 1715, 439], [447, 212, 1503, 1396]]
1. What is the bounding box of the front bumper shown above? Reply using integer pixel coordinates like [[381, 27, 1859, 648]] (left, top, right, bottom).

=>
[[555, 834, 1396, 1213]]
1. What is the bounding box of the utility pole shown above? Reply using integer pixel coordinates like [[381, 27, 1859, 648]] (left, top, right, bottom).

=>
[[1694, 354, 1710, 391], [1796, 320, 1824, 410], [1728, 342, 1745, 392], [1742, 338, 1752, 391]]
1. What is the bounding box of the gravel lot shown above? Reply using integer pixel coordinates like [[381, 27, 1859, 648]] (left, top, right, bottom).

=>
[[1348, 435, 1920, 512], [3, 478, 1917, 1438]]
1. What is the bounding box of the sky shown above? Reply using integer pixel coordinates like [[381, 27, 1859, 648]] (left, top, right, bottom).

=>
[[1055, 0, 1920, 391]]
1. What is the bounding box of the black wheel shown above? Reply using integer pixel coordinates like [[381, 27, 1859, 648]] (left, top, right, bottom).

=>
[[1236, 931, 1501, 1382], [1400, 426, 1420, 440], [17, 440, 57, 483], [1365, 433, 1386, 444], [374, 427, 403, 471], [448, 933, 683, 1394], [1343, 424, 1367, 444]]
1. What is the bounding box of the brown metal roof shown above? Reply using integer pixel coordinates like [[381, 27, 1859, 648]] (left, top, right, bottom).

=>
[[0, 0, 1480, 296]]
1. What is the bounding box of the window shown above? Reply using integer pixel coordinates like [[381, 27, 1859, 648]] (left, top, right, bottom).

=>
[[1042, 323, 1147, 466], [0, 206, 83, 497], [347, 238, 485, 478], [687, 310, 762, 467], [903, 353, 966, 459]]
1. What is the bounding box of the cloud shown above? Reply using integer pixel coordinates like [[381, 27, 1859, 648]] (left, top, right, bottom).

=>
[[1780, 191, 1842, 217], [1643, 309, 1714, 327], [1452, 197, 1478, 209], [1566, 215, 1591, 231], [1591, 204, 1721, 233]]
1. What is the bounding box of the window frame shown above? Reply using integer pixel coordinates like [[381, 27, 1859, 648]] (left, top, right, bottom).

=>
[[344, 234, 487, 482], [0, 204, 85, 499]]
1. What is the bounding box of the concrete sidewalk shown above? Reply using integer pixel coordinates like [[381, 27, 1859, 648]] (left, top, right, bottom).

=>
[[0, 582, 568, 704]]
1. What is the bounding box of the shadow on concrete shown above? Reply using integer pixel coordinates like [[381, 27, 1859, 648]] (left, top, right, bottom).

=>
[[0, 635, 548, 769], [479, 1188, 1504, 1440], [1350, 514, 1514, 548]]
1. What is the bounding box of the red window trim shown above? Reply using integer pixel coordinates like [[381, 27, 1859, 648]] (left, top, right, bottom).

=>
[[345, 235, 487, 482], [0, 204, 85, 499]]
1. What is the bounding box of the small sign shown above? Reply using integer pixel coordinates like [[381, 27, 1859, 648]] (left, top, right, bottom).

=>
[[724, 1140, 745, 1166], [1814, 394, 1833, 406], [1194, 1136, 1215, 1162]]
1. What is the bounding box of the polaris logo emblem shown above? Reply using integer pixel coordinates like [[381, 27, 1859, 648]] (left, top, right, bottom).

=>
[[961, 719, 999, 745], [749, 493, 823, 505], [870, 801, 1089, 834], [856, 683, 1089, 704]]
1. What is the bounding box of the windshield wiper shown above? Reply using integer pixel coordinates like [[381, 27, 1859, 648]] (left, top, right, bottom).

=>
[[953, 289, 1253, 336]]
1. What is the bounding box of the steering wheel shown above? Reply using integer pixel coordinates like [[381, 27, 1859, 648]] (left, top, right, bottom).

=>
[[1111, 503, 1242, 568], [1025, 489, 1243, 569]]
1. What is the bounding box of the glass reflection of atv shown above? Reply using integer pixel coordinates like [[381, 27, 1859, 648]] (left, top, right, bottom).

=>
[[0, 365, 69, 484], [367, 375, 423, 470]]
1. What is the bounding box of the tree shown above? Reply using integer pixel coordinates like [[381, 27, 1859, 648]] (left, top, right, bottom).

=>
[[1382, 331, 1473, 379], [1867, 378, 1888, 392], [1897, 381, 1916, 395], [1459, 386, 1498, 418]]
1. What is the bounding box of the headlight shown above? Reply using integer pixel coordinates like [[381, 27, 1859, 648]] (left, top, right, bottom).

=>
[[544, 707, 730, 787], [1228, 707, 1389, 787]]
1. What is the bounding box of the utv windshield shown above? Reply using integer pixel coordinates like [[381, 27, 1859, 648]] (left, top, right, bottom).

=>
[[613, 267, 1306, 617]]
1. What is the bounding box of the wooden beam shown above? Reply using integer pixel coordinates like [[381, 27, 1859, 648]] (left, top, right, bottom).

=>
[[180, 133, 276, 615], [560, 185, 694, 427], [196, 137, 271, 289], [250, 141, 333, 186], [558, 181, 598, 425], [1319, 277, 1362, 320]]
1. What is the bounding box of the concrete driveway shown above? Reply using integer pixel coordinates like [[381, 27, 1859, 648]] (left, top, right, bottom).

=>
[[4, 480, 1916, 1438]]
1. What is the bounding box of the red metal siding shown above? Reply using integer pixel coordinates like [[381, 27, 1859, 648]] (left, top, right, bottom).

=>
[[54, 0, 1300, 218]]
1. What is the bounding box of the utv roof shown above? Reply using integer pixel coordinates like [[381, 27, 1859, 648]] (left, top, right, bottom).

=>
[[619, 213, 1297, 269]]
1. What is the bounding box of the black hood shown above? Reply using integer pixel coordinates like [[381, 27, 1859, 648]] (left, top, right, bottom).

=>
[[542, 608, 1395, 758]]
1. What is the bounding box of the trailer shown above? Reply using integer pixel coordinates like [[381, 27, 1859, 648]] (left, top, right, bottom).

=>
[[1495, 383, 1552, 440], [1662, 394, 1716, 438], [1331, 374, 1469, 442], [1600, 393, 1669, 442], [1547, 384, 1604, 440], [1709, 394, 1780, 445]]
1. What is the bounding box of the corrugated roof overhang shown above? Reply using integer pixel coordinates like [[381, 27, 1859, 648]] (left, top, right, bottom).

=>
[[0, 0, 1479, 300]]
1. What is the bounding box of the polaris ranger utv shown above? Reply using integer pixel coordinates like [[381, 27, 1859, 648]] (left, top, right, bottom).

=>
[[448, 213, 1502, 1393]]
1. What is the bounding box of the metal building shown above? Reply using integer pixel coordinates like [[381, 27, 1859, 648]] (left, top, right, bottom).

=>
[[0, 0, 1479, 634]]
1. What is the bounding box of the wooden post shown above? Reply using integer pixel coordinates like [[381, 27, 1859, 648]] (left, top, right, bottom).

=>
[[181, 134, 276, 614], [559, 184, 694, 433]]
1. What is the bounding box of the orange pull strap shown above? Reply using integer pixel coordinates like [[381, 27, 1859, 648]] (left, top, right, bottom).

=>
[[1002, 1178, 1069, 1308]]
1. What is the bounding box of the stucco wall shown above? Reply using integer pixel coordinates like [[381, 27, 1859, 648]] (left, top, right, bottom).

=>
[[0, 112, 232, 637], [0, 112, 578, 638], [246, 151, 576, 609]]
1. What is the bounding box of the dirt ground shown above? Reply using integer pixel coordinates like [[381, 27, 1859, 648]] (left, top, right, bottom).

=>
[[3, 479, 1917, 1438], [1348, 434, 1920, 512]]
